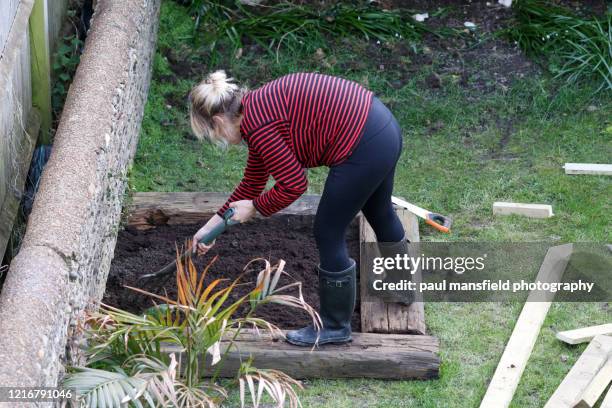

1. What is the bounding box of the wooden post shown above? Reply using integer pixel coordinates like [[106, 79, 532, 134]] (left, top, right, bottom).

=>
[[359, 208, 426, 334], [28, 0, 52, 143]]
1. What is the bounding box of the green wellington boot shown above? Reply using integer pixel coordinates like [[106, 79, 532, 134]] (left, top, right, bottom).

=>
[[285, 259, 356, 347], [377, 235, 415, 305]]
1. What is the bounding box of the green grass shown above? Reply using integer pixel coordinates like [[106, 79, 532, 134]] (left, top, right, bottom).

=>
[[130, 2, 612, 407]]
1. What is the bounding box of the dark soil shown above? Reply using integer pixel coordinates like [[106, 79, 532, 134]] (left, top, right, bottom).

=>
[[104, 215, 361, 330], [356, 1, 539, 95]]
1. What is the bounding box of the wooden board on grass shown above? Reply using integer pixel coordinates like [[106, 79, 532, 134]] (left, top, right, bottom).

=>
[[163, 330, 440, 380], [601, 385, 612, 408], [359, 208, 425, 335], [544, 335, 612, 408], [479, 244, 573, 408], [556, 324, 612, 345], [564, 163, 612, 176], [492, 202, 554, 218], [574, 357, 612, 408]]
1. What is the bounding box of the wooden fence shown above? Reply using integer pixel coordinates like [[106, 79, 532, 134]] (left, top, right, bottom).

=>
[[0, 0, 69, 260]]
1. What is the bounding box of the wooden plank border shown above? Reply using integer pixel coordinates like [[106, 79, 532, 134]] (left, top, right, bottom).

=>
[[163, 330, 439, 380], [127, 192, 321, 229], [359, 209, 425, 335], [127, 192, 426, 335]]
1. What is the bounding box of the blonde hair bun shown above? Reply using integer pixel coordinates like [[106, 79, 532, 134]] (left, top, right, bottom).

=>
[[208, 70, 227, 82], [189, 70, 245, 144], [204, 70, 237, 96]]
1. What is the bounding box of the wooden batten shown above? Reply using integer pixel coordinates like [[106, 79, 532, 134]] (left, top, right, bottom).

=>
[[564, 163, 612, 176], [492, 202, 554, 218], [545, 335, 612, 408], [600, 385, 612, 408], [480, 244, 573, 408], [573, 358, 612, 408], [556, 324, 612, 345]]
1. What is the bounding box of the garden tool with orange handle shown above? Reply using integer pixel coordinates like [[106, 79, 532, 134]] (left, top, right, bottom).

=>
[[137, 208, 239, 281], [391, 196, 452, 233]]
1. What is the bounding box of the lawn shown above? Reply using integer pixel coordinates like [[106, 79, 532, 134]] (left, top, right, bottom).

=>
[[128, 1, 611, 407]]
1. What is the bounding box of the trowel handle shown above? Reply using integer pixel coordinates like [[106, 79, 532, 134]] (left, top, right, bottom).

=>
[[193, 208, 237, 249], [137, 209, 239, 281]]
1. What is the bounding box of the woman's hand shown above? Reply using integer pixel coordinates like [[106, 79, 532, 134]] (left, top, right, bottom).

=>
[[192, 214, 223, 256], [229, 200, 256, 223]]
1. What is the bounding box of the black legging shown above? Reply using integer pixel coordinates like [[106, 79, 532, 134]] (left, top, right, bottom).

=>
[[314, 96, 405, 272]]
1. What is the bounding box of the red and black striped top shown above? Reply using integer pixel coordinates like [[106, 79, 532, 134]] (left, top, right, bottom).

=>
[[217, 72, 373, 217]]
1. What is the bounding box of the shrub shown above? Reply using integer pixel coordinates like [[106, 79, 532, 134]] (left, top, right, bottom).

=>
[[181, 0, 454, 61], [505, 0, 611, 92], [63, 247, 320, 407]]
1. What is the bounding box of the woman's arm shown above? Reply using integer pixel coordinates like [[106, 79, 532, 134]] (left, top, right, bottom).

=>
[[195, 150, 268, 255], [207, 119, 307, 235], [216, 149, 269, 217], [191, 213, 224, 255], [248, 120, 308, 216]]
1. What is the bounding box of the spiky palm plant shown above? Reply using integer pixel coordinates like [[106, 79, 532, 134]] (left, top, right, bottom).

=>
[[63, 245, 321, 408]]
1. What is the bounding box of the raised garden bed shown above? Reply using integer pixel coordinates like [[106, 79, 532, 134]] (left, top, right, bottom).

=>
[[105, 214, 362, 330], [106, 192, 439, 379]]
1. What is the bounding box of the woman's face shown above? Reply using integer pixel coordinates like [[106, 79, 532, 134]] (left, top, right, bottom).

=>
[[212, 114, 242, 145]]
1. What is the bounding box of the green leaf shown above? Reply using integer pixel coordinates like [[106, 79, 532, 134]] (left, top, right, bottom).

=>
[[63, 367, 151, 408]]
